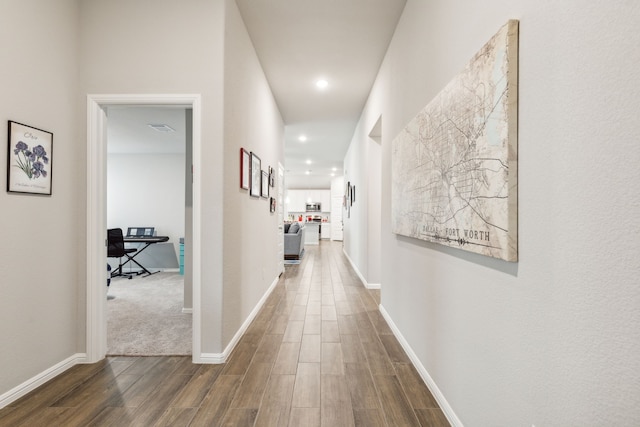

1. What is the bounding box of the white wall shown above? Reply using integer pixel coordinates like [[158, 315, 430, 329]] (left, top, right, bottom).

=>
[[343, 125, 372, 284], [345, 1, 640, 425], [0, 0, 281, 401], [367, 124, 382, 286], [107, 153, 185, 265], [222, 0, 285, 346], [79, 0, 227, 354], [0, 0, 81, 398], [81, 0, 285, 355]]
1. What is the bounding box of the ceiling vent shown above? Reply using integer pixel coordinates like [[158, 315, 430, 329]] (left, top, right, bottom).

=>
[[148, 124, 175, 132]]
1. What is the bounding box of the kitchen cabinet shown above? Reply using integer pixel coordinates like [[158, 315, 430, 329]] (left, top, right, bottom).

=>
[[286, 189, 331, 214], [320, 222, 331, 239], [319, 190, 331, 211], [286, 190, 305, 213]]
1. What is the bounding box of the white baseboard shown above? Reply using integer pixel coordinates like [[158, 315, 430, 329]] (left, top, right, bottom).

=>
[[0, 353, 87, 409], [195, 274, 280, 364], [379, 305, 463, 427], [196, 352, 226, 364], [342, 248, 380, 289]]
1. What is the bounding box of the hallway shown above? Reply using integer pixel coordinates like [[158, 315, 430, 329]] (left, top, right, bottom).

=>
[[0, 242, 448, 426]]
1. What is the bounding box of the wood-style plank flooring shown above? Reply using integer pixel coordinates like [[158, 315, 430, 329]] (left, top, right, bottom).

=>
[[0, 242, 449, 426]]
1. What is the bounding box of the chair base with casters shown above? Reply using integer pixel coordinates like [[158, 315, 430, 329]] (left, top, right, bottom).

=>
[[110, 260, 142, 279]]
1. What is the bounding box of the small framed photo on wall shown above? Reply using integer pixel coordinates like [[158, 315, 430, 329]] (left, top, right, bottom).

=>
[[268, 166, 275, 187], [240, 148, 250, 190], [261, 170, 269, 198], [250, 152, 261, 197]]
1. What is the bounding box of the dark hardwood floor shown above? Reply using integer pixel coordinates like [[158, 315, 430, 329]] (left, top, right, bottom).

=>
[[0, 241, 449, 426]]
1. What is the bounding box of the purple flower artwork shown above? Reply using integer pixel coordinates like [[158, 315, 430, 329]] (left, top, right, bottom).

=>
[[13, 141, 49, 179]]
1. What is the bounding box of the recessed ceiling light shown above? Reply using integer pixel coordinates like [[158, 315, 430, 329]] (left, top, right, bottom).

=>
[[316, 79, 329, 90], [330, 173, 335, 177], [306, 160, 312, 165], [305, 170, 311, 175], [299, 135, 307, 142], [148, 124, 175, 132], [332, 167, 337, 172]]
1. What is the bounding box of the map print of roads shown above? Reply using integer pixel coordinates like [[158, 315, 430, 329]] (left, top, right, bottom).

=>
[[392, 20, 518, 262]]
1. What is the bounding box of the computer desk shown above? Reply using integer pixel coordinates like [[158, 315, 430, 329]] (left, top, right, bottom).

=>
[[122, 235, 170, 276]]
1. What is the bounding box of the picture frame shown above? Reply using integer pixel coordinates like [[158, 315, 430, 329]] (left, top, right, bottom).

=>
[[270, 197, 276, 213], [250, 152, 261, 197], [345, 181, 351, 206], [351, 185, 356, 204], [261, 170, 269, 198], [7, 121, 53, 195], [240, 148, 250, 190], [268, 166, 275, 187]]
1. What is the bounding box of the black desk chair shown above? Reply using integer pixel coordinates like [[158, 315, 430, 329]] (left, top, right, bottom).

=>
[[107, 228, 139, 279]]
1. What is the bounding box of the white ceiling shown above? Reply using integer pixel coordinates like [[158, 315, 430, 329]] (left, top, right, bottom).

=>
[[107, 106, 186, 154], [106, 0, 407, 189], [236, 0, 407, 189]]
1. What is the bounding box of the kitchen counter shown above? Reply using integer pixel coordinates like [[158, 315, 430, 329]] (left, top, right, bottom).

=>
[[304, 222, 320, 245]]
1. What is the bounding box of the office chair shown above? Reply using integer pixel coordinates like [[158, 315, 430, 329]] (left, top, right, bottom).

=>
[[107, 228, 139, 279]]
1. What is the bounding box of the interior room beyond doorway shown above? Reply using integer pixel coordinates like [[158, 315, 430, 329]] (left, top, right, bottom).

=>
[[106, 105, 192, 356]]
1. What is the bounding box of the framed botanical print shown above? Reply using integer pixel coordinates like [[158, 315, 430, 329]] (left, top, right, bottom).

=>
[[7, 121, 53, 195]]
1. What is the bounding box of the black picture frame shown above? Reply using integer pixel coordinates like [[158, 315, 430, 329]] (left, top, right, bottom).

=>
[[345, 181, 351, 205], [240, 148, 250, 190], [270, 197, 276, 213], [7, 121, 53, 195], [261, 170, 269, 198], [250, 152, 261, 197]]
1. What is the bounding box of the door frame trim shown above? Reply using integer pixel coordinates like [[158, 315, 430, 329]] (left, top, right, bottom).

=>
[[85, 94, 202, 362]]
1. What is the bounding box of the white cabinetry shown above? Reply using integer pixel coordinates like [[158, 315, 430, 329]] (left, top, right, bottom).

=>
[[319, 190, 331, 211], [286, 190, 306, 213], [320, 222, 331, 239], [286, 189, 331, 214]]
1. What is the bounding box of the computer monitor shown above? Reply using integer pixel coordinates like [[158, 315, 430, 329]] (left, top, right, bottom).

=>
[[126, 227, 155, 237]]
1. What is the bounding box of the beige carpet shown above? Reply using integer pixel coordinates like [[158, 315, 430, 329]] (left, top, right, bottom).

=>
[[107, 272, 192, 356]]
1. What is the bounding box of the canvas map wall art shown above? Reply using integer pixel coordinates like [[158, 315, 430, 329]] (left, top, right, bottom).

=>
[[391, 20, 518, 262]]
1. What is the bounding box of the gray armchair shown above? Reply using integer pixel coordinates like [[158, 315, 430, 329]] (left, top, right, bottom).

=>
[[284, 222, 305, 260]]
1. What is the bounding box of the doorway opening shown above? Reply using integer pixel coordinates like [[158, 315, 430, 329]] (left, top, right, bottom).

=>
[[367, 115, 382, 289], [86, 94, 202, 363], [106, 105, 191, 356]]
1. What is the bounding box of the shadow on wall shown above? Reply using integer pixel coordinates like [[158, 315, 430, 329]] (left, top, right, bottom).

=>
[[396, 234, 519, 277]]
